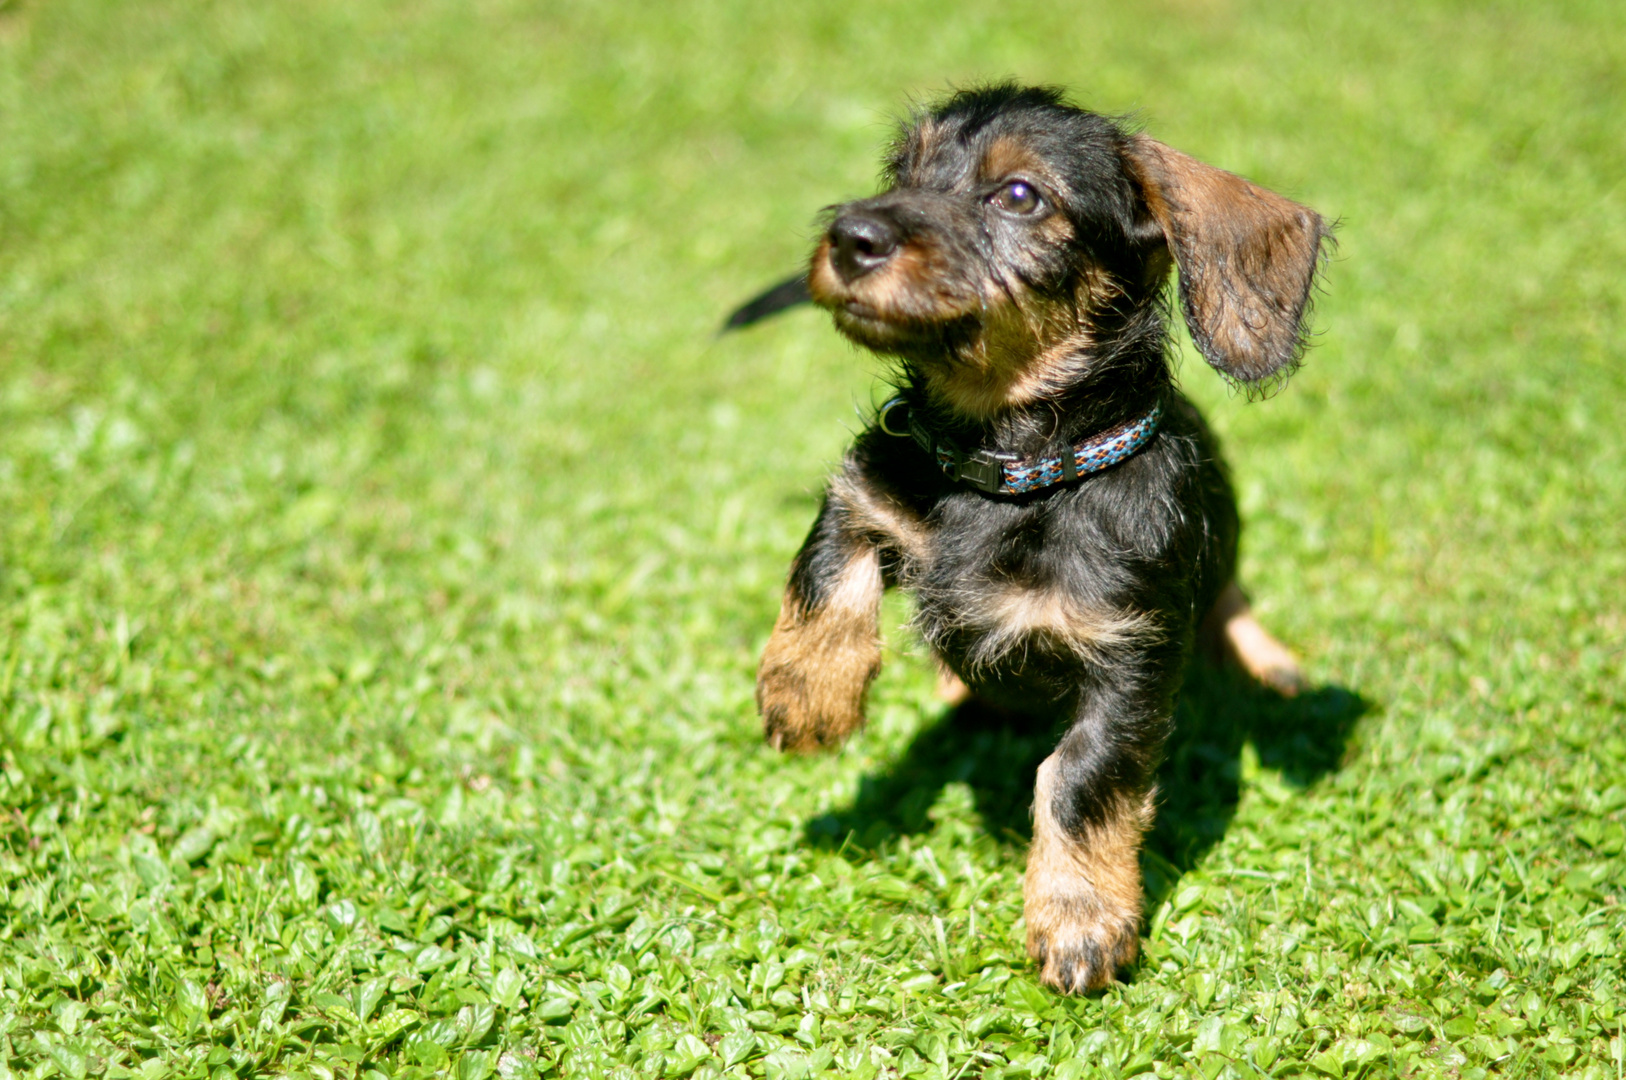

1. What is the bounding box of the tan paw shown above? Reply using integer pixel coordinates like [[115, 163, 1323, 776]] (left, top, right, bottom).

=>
[[1025, 893, 1141, 993], [935, 665, 972, 706], [756, 548, 884, 753], [1022, 756, 1151, 992], [756, 650, 874, 753], [1206, 582, 1305, 696], [1224, 611, 1305, 696]]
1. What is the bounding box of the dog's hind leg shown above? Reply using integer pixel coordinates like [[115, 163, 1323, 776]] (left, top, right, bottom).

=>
[[1203, 581, 1304, 696], [935, 662, 972, 705]]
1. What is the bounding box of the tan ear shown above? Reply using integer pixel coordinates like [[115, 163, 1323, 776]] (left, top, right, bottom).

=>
[[1125, 134, 1329, 386]]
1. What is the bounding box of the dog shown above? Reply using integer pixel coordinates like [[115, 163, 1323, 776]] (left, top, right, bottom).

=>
[[749, 84, 1329, 992]]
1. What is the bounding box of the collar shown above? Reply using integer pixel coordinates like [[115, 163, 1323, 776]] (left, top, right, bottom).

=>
[[878, 395, 1164, 496]]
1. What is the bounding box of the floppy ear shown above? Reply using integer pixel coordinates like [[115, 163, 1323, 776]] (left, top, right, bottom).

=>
[[1124, 134, 1329, 386]]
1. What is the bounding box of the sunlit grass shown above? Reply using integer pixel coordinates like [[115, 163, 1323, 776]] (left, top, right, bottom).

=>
[[1, 0, 1622, 1077]]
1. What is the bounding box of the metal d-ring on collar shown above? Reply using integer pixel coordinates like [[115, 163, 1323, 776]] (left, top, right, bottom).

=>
[[877, 397, 913, 438], [877, 395, 1165, 496]]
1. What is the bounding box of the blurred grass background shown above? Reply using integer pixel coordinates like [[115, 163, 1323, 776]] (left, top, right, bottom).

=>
[[0, 0, 1622, 1077]]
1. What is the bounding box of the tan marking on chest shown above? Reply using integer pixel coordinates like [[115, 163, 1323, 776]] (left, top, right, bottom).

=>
[[952, 583, 1160, 672]]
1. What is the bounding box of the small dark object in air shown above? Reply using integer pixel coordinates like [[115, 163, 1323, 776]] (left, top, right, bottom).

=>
[[752, 83, 1331, 993], [721, 273, 812, 331]]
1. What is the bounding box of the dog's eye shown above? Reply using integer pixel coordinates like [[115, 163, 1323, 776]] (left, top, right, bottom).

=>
[[991, 180, 1042, 215]]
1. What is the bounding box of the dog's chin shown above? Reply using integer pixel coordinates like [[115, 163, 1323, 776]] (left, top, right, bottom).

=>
[[827, 300, 973, 354], [831, 303, 918, 349]]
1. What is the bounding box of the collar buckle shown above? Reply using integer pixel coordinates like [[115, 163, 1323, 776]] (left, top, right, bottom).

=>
[[948, 448, 1006, 493]]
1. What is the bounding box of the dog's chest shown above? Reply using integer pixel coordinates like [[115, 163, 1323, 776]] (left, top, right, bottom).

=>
[[850, 421, 1211, 676], [909, 492, 1130, 633], [910, 485, 1136, 593]]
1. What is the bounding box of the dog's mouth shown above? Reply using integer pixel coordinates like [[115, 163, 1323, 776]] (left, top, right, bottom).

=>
[[828, 296, 973, 351], [837, 298, 882, 321], [832, 298, 937, 334], [810, 246, 981, 350]]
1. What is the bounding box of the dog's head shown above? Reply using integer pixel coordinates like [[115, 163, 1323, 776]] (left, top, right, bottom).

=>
[[807, 84, 1330, 415]]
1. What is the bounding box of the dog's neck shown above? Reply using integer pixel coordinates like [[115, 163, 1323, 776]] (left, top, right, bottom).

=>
[[900, 290, 1173, 462]]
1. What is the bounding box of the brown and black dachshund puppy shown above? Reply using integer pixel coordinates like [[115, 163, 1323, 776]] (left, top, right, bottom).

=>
[[751, 84, 1329, 992]]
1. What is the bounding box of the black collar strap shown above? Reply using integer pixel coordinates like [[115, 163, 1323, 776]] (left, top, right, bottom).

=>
[[878, 396, 1165, 495]]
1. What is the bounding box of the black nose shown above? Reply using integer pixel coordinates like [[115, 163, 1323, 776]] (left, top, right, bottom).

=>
[[828, 212, 899, 282]]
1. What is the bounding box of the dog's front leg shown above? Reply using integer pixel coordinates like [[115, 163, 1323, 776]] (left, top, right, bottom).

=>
[[756, 491, 884, 753], [1024, 695, 1167, 992]]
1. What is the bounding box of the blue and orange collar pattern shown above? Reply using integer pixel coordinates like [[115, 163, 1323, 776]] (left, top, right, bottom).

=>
[[878, 396, 1164, 496]]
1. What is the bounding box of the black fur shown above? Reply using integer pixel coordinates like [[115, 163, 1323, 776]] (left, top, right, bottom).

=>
[[831, 395, 1235, 830]]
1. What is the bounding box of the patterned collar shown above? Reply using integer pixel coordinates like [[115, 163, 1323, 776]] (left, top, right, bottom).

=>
[[878, 395, 1164, 496]]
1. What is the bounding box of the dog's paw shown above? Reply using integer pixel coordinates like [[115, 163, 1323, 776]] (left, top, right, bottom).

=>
[[1252, 658, 1306, 697], [1024, 886, 1140, 993], [755, 629, 878, 753], [1225, 612, 1305, 697], [1205, 583, 1305, 697], [935, 665, 972, 705], [1023, 759, 1149, 993], [755, 666, 859, 752]]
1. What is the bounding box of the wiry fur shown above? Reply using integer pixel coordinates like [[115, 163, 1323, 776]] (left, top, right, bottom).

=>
[[755, 84, 1329, 991]]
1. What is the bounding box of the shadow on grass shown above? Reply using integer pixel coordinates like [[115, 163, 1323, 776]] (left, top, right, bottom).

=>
[[805, 661, 1369, 904]]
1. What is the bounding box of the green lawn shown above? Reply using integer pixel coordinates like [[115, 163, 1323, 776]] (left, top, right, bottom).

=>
[[2, 0, 1623, 1077]]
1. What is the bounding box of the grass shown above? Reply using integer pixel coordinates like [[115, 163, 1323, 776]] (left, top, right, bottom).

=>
[[1, 0, 1623, 1077]]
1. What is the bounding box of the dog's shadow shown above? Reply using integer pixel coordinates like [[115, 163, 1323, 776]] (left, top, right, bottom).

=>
[[805, 660, 1368, 905]]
